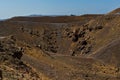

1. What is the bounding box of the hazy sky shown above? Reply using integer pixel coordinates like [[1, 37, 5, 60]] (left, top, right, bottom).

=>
[[0, 0, 120, 19]]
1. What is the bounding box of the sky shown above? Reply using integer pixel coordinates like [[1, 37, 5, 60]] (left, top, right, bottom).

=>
[[0, 0, 120, 19]]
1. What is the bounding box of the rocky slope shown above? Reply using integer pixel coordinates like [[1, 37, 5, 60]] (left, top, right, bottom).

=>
[[0, 8, 120, 80], [0, 36, 42, 80]]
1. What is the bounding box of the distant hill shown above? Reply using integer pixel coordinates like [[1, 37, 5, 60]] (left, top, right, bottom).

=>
[[6, 14, 102, 23], [28, 14, 68, 17]]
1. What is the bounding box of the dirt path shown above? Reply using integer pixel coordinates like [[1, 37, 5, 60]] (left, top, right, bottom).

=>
[[21, 53, 98, 80], [21, 54, 60, 79], [89, 38, 120, 57]]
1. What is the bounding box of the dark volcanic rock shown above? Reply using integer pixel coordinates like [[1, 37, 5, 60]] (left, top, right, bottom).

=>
[[0, 37, 41, 79]]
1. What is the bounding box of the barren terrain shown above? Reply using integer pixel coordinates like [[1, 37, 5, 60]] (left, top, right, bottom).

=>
[[0, 8, 120, 80]]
